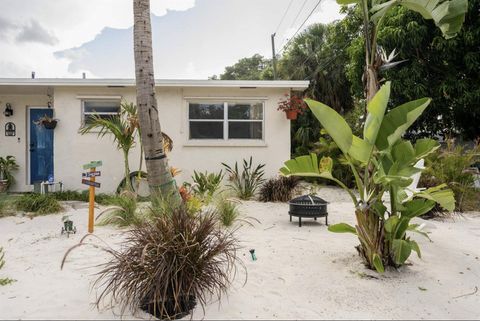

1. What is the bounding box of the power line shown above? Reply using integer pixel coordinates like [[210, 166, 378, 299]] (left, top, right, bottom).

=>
[[277, 0, 323, 56], [274, 0, 295, 34], [289, 0, 309, 31]]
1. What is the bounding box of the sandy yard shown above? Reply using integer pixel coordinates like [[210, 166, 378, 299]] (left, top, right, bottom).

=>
[[0, 187, 479, 320]]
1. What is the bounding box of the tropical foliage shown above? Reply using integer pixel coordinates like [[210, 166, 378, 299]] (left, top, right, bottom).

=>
[[280, 82, 455, 272], [80, 102, 138, 191], [347, 0, 478, 139], [0, 156, 19, 190], [222, 157, 266, 200], [190, 170, 224, 199], [420, 139, 480, 212], [215, 197, 241, 227]]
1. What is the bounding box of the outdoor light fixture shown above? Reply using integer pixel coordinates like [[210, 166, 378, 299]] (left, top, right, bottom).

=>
[[3, 103, 13, 117]]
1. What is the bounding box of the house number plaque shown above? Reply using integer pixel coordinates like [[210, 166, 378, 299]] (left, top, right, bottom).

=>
[[5, 122, 16, 136]]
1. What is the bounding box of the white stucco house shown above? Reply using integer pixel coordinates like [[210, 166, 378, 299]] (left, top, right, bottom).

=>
[[0, 78, 309, 193]]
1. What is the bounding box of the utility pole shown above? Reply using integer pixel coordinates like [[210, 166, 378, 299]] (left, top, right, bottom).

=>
[[271, 33, 277, 80]]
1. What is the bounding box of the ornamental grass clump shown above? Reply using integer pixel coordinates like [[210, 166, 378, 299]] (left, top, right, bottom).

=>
[[86, 206, 241, 319], [258, 176, 300, 202], [96, 191, 142, 227], [15, 193, 63, 215]]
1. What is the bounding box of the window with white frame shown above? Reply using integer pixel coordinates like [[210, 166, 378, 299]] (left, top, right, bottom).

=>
[[188, 101, 264, 140], [82, 100, 121, 125]]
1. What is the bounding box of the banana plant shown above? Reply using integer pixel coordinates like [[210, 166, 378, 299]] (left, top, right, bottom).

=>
[[336, 0, 468, 101], [280, 82, 455, 272]]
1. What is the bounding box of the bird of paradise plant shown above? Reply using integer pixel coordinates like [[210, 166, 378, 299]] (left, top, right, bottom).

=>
[[280, 82, 455, 273]]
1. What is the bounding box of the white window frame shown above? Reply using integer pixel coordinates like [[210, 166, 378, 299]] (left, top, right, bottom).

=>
[[187, 100, 265, 142], [80, 99, 121, 127]]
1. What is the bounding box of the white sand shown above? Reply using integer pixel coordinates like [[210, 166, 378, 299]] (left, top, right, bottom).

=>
[[1, 187, 479, 320]]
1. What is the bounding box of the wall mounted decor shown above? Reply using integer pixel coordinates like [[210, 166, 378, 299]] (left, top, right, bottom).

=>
[[4, 103, 13, 117], [5, 122, 16, 136]]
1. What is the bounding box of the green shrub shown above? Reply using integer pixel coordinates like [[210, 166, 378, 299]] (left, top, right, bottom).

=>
[[215, 197, 240, 227], [222, 157, 265, 200], [15, 193, 63, 215], [52, 190, 89, 202], [0, 195, 16, 218], [420, 139, 480, 212], [86, 206, 240, 319], [191, 170, 223, 198], [259, 176, 300, 202]]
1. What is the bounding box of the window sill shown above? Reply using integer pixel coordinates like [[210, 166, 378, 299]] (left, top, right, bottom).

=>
[[183, 140, 267, 147]]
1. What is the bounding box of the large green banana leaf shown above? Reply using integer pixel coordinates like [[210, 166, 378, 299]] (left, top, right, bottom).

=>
[[344, 0, 468, 39], [305, 82, 392, 164], [375, 98, 431, 151], [399, 0, 468, 39]]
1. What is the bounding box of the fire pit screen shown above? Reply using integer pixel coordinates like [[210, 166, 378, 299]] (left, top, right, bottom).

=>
[[288, 195, 328, 227]]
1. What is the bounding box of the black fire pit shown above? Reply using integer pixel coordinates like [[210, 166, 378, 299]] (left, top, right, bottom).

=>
[[288, 195, 328, 227]]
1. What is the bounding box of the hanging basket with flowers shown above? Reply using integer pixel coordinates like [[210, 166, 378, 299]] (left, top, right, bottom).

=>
[[34, 115, 59, 129], [277, 94, 307, 120]]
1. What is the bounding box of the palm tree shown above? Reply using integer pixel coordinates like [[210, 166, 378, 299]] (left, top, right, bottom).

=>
[[133, 0, 178, 199], [80, 102, 138, 191]]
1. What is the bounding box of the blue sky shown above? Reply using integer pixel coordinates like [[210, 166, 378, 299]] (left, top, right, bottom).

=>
[[0, 0, 343, 79]]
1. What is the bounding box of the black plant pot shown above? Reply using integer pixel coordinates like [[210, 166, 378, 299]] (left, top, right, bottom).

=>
[[43, 120, 58, 129], [141, 295, 196, 320]]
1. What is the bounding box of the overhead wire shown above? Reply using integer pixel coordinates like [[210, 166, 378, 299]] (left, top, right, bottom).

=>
[[277, 0, 323, 56], [274, 0, 295, 35]]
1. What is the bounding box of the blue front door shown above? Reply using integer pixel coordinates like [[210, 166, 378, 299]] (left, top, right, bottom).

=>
[[29, 109, 54, 184]]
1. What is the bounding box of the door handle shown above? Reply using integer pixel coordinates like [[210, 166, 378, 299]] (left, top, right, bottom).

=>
[[29, 143, 35, 152]]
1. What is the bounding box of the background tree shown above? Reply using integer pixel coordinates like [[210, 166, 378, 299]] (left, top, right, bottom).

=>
[[219, 54, 273, 80], [133, 0, 178, 198], [346, 0, 478, 139]]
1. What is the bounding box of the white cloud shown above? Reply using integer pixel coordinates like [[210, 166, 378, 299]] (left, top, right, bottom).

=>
[[0, 0, 343, 79], [16, 20, 58, 45]]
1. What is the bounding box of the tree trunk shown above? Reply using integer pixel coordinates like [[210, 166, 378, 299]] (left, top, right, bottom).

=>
[[133, 0, 178, 199], [123, 149, 133, 192], [355, 207, 387, 269]]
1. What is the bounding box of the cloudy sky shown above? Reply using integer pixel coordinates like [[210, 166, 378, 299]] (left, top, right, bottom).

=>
[[0, 0, 343, 79]]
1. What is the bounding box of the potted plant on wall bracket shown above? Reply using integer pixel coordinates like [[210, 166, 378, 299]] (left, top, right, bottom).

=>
[[34, 114, 59, 129], [277, 94, 307, 120]]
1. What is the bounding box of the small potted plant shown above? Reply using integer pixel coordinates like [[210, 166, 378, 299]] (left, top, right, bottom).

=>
[[277, 94, 307, 120], [0, 156, 19, 193], [34, 115, 59, 129]]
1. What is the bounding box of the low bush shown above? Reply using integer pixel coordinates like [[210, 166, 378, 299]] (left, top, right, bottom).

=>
[[215, 197, 241, 227], [52, 190, 89, 202], [222, 157, 265, 200], [15, 193, 63, 215], [191, 170, 223, 199], [52, 190, 121, 206], [420, 139, 480, 213], [85, 206, 240, 319], [0, 195, 16, 218], [258, 176, 300, 202]]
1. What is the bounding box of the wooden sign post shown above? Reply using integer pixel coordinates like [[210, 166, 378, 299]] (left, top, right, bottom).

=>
[[82, 161, 102, 233]]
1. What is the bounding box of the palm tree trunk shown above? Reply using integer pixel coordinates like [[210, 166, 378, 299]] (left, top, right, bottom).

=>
[[133, 0, 179, 199], [123, 149, 133, 192]]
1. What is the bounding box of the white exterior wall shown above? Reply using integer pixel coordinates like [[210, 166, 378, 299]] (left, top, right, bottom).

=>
[[1, 85, 291, 193], [0, 94, 50, 192]]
